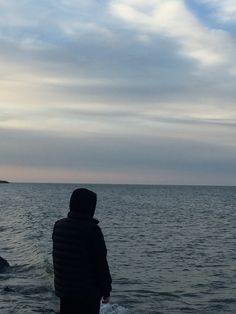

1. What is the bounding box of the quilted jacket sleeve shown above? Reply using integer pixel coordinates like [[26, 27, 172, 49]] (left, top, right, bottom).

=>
[[91, 225, 112, 298]]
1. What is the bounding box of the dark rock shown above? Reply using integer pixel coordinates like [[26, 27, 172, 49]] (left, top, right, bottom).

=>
[[3, 286, 14, 292], [0, 256, 10, 272]]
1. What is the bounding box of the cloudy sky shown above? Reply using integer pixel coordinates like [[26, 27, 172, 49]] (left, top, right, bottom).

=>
[[0, 0, 236, 185]]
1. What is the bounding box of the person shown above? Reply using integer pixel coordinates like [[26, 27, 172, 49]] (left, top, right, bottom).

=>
[[52, 188, 112, 314]]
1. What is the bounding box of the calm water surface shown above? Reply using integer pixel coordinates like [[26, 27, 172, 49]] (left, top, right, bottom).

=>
[[0, 183, 236, 313]]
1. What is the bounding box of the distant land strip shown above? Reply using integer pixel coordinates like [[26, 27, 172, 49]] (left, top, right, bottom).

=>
[[0, 180, 9, 184]]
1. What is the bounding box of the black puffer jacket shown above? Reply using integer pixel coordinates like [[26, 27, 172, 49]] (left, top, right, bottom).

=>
[[52, 188, 112, 299]]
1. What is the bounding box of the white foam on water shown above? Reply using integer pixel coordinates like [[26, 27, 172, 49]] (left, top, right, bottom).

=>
[[100, 303, 132, 314]]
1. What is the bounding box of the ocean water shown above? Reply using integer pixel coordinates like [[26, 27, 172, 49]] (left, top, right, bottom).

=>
[[0, 183, 236, 314]]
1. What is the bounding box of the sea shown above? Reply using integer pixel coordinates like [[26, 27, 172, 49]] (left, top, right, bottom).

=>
[[0, 183, 236, 314]]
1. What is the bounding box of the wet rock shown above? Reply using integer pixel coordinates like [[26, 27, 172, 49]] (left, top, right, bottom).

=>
[[3, 286, 14, 292], [0, 256, 10, 272]]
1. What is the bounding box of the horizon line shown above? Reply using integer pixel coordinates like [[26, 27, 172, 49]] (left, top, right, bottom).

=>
[[4, 181, 236, 187]]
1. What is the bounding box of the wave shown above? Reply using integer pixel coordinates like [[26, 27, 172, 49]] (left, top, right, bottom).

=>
[[100, 304, 134, 314]]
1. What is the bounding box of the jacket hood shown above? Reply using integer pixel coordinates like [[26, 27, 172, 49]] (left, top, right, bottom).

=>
[[69, 188, 97, 218]]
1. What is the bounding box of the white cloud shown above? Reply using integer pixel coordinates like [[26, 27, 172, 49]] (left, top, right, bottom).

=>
[[1, 0, 236, 184], [60, 21, 113, 40], [110, 0, 236, 68], [201, 0, 236, 22]]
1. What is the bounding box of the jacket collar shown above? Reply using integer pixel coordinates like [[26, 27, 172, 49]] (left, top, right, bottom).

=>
[[67, 211, 99, 224]]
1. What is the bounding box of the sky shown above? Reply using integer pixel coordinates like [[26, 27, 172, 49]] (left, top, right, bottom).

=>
[[0, 0, 236, 185]]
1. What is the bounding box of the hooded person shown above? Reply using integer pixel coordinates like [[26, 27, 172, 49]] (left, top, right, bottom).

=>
[[52, 188, 112, 314]]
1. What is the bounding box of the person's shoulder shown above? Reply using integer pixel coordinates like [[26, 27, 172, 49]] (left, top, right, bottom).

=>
[[54, 217, 68, 227], [52, 218, 69, 240]]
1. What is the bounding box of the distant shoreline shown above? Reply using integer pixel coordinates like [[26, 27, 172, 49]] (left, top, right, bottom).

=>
[[3, 181, 236, 187], [0, 180, 9, 184]]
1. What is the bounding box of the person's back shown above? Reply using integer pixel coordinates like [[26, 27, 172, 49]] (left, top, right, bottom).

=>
[[52, 188, 112, 314]]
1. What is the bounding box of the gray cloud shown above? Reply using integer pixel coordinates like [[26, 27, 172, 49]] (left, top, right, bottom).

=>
[[1, 4, 236, 109], [0, 1, 236, 184], [1, 128, 236, 178]]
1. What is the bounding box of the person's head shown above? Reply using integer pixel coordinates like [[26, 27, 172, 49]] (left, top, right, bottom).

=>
[[69, 188, 97, 218]]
